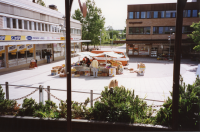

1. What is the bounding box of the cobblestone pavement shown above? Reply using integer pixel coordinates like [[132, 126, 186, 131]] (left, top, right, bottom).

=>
[[0, 44, 199, 109]]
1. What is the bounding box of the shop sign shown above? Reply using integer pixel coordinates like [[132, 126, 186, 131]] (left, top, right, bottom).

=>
[[11, 36, 21, 40], [26, 36, 32, 40], [17, 45, 26, 51], [0, 35, 5, 41], [8, 45, 17, 52], [26, 44, 33, 51], [60, 37, 65, 40]]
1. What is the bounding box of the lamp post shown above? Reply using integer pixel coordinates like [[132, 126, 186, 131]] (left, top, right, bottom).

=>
[[100, 29, 102, 50], [168, 28, 174, 60]]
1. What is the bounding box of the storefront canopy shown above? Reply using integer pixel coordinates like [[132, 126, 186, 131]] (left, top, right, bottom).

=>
[[77, 52, 124, 58], [0, 40, 91, 46]]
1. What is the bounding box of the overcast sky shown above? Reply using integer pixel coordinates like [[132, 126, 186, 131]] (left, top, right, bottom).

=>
[[31, 0, 194, 29]]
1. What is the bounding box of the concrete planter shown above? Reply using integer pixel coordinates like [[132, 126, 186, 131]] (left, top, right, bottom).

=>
[[0, 115, 170, 131]]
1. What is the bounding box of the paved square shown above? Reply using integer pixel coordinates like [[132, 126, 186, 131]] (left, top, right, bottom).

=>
[[0, 45, 198, 108]]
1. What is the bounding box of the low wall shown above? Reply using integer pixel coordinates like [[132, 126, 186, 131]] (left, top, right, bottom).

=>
[[0, 116, 170, 132]]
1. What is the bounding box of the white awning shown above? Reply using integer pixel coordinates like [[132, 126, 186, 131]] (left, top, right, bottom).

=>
[[0, 40, 91, 46]]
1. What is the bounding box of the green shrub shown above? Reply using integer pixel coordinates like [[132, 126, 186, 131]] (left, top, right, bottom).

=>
[[59, 98, 90, 119], [0, 85, 19, 115], [155, 75, 200, 129], [89, 86, 153, 123]]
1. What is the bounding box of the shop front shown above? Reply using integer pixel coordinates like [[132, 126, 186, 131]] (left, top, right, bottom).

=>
[[127, 44, 150, 57], [0, 46, 6, 69]]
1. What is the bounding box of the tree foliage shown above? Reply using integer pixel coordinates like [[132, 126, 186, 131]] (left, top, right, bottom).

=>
[[36, 0, 46, 7], [72, 0, 105, 48], [188, 13, 200, 51]]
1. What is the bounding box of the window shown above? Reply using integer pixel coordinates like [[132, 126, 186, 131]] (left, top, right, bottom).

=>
[[141, 12, 146, 18], [45, 24, 48, 31], [6, 18, 10, 28], [182, 26, 194, 34], [153, 26, 175, 34], [160, 11, 165, 18], [192, 10, 197, 17], [153, 11, 158, 18], [52, 26, 54, 32], [42, 23, 44, 31], [38, 23, 41, 31], [187, 10, 191, 17], [135, 12, 140, 19], [24, 20, 28, 30], [184, 10, 191, 17], [70, 28, 73, 33], [29, 21, 32, 30], [147, 11, 151, 18], [166, 11, 176, 18], [13, 19, 16, 28], [18, 19, 22, 29], [159, 27, 163, 34], [129, 12, 134, 19], [129, 27, 151, 34], [34, 22, 37, 30]]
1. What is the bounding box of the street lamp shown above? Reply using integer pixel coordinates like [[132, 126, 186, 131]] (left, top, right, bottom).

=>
[[168, 28, 175, 60], [100, 29, 102, 50]]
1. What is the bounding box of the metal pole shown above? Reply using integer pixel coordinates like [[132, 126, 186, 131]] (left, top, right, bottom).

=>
[[65, 0, 73, 131], [112, 28, 113, 49], [169, 30, 171, 59], [172, 0, 187, 130], [90, 90, 93, 107], [47, 86, 50, 101], [100, 30, 101, 50], [5, 82, 9, 100]]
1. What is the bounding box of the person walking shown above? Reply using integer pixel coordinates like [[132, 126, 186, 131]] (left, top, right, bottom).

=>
[[91, 58, 98, 78], [45, 50, 52, 63]]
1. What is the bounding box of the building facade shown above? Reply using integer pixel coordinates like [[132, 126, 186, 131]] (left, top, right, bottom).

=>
[[124, 1, 200, 58], [0, 0, 87, 72]]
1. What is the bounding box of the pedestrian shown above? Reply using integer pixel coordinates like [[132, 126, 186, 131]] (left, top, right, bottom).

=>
[[91, 58, 98, 78], [45, 50, 52, 63], [86, 57, 91, 67]]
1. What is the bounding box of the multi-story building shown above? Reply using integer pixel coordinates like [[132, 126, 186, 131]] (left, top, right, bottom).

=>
[[0, 0, 89, 72], [124, 1, 200, 58]]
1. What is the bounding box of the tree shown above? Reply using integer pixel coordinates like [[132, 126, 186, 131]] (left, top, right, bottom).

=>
[[36, 0, 46, 7], [188, 13, 200, 51], [72, 0, 105, 50]]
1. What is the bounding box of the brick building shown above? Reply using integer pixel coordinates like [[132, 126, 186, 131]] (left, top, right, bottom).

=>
[[115, 1, 200, 59]]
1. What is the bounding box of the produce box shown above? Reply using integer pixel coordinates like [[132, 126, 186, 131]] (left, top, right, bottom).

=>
[[85, 71, 90, 76], [98, 74, 102, 76], [59, 73, 66, 77], [74, 74, 80, 77], [98, 71, 102, 74]]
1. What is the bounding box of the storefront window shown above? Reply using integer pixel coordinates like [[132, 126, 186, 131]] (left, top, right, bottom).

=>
[[36, 50, 41, 60], [139, 46, 149, 55], [0, 53, 5, 68], [8, 53, 17, 60], [18, 52, 26, 59], [27, 51, 33, 58]]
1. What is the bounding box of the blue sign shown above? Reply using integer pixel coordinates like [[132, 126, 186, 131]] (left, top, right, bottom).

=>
[[26, 36, 32, 40], [11, 36, 21, 40], [0, 36, 5, 40], [9, 45, 16, 50]]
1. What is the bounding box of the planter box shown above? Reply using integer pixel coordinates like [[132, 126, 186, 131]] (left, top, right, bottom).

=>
[[0, 115, 170, 132]]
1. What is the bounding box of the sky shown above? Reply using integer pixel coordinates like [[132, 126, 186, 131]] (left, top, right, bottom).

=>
[[29, 0, 194, 30]]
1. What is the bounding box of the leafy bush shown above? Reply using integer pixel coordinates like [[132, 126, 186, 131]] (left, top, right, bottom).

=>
[[18, 98, 59, 118], [59, 98, 90, 119], [155, 76, 200, 129], [90, 86, 154, 123], [0, 85, 20, 115]]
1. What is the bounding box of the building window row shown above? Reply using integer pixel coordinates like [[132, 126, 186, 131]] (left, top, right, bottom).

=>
[[129, 26, 193, 35], [128, 10, 200, 19], [129, 27, 150, 34], [70, 28, 81, 35], [5, 17, 61, 33]]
